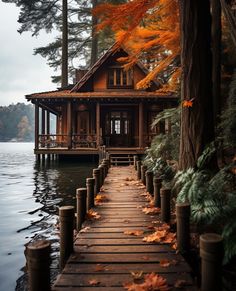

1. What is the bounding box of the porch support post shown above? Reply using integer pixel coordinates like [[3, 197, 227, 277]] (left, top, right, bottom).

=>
[[96, 102, 100, 147], [35, 103, 39, 150], [139, 102, 144, 148], [42, 109, 46, 136], [46, 111, 50, 136], [67, 101, 72, 149]]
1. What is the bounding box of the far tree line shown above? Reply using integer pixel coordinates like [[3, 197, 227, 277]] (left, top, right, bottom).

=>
[[0, 103, 35, 142]]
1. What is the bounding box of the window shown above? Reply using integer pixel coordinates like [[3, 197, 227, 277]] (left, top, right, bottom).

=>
[[107, 67, 133, 88]]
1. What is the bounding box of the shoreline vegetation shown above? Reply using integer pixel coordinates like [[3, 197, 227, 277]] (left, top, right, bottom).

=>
[[0, 103, 35, 142]]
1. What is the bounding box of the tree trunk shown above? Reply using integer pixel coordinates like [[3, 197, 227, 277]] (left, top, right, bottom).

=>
[[61, 0, 68, 87], [212, 0, 222, 124], [90, 0, 98, 67], [221, 0, 236, 48], [179, 0, 215, 170]]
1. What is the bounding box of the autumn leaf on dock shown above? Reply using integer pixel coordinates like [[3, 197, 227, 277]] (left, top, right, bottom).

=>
[[88, 279, 100, 286], [125, 177, 135, 181], [124, 272, 169, 291], [86, 210, 101, 220], [143, 226, 176, 244], [95, 194, 109, 204], [124, 230, 144, 236], [130, 271, 143, 280], [160, 259, 171, 268], [142, 207, 160, 215]]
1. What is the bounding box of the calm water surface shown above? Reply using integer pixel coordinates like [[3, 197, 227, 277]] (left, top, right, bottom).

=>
[[0, 143, 96, 291]]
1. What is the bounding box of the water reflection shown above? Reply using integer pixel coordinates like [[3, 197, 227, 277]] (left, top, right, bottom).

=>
[[16, 158, 97, 290], [0, 143, 96, 291]]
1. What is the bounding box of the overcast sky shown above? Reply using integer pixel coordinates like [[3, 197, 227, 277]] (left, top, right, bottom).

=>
[[0, 1, 57, 106]]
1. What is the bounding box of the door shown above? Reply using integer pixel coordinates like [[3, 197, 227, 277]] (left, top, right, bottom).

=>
[[104, 111, 133, 147]]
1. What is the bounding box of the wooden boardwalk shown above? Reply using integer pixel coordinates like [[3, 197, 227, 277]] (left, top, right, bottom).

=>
[[53, 166, 197, 290]]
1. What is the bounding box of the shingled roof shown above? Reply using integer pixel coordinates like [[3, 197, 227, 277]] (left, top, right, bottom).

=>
[[70, 43, 160, 92]]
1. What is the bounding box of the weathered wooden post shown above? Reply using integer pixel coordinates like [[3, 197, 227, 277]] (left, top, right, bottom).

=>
[[59, 206, 74, 270], [102, 160, 109, 177], [160, 188, 171, 222], [76, 188, 87, 230], [98, 164, 104, 187], [25, 240, 51, 291], [200, 233, 223, 291], [136, 161, 141, 180], [104, 158, 110, 169], [134, 155, 138, 170], [86, 178, 95, 210], [176, 203, 190, 253], [141, 165, 147, 185], [93, 168, 100, 195], [145, 170, 154, 195], [153, 177, 162, 207]]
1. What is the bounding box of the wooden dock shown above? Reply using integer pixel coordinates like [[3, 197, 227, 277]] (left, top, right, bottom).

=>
[[52, 166, 197, 291]]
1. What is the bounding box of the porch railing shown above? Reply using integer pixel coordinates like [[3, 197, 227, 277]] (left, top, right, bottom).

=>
[[38, 134, 97, 149]]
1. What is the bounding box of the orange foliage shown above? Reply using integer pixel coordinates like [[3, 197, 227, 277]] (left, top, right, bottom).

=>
[[94, 0, 180, 92]]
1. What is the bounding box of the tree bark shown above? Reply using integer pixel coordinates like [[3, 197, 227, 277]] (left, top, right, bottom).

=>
[[62, 0, 68, 87], [90, 0, 98, 67], [212, 0, 222, 124], [221, 0, 236, 48], [179, 0, 215, 170]]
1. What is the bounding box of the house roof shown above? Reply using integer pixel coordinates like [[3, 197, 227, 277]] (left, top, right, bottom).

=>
[[70, 43, 160, 92], [26, 90, 177, 101]]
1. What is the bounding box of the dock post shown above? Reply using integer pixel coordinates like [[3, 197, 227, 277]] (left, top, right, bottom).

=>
[[102, 160, 109, 176], [59, 206, 74, 270], [200, 233, 223, 291], [101, 160, 107, 177], [134, 155, 138, 170], [153, 177, 162, 207], [145, 170, 154, 195], [141, 165, 147, 185], [104, 158, 110, 169], [176, 203, 190, 253], [93, 168, 100, 195], [160, 188, 171, 222], [25, 240, 51, 291], [76, 188, 87, 231], [98, 165, 104, 187], [137, 161, 141, 180], [86, 178, 95, 210]]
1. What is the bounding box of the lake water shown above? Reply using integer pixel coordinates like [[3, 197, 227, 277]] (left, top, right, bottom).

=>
[[0, 143, 97, 291]]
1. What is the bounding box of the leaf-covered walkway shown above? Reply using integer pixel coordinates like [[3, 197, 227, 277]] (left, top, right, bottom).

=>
[[52, 166, 197, 290]]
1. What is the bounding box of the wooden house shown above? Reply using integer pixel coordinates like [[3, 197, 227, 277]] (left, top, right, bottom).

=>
[[26, 45, 178, 160]]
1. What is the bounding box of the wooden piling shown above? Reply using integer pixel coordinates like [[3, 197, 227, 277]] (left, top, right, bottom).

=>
[[59, 206, 74, 270], [200, 233, 223, 291], [25, 240, 51, 291], [153, 177, 162, 207], [160, 188, 171, 222], [86, 178, 95, 210], [141, 165, 147, 185], [145, 170, 154, 195], [93, 168, 100, 195], [76, 188, 87, 231], [136, 161, 141, 180], [98, 165, 104, 187], [176, 203, 190, 253], [133, 155, 138, 170], [101, 160, 109, 177]]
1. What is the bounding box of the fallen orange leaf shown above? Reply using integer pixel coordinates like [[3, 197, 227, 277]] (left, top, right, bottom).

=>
[[124, 230, 144, 236], [130, 271, 143, 280], [88, 279, 100, 286], [86, 210, 101, 220], [160, 259, 171, 268], [142, 207, 160, 215]]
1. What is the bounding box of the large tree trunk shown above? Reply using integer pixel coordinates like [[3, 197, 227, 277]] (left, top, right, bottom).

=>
[[90, 0, 98, 67], [212, 0, 222, 124], [221, 0, 236, 48], [179, 0, 215, 170], [61, 0, 68, 87]]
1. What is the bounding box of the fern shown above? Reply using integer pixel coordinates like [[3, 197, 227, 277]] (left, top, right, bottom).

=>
[[175, 145, 236, 263]]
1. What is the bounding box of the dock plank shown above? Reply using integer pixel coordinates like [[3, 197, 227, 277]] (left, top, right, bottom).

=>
[[52, 166, 197, 290]]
